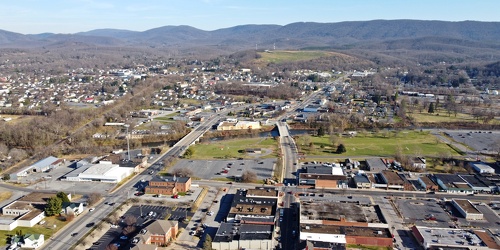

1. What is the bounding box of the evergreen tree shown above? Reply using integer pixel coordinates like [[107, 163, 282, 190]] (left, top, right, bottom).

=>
[[317, 126, 325, 136], [45, 196, 62, 216], [203, 234, 213, 250], [56, 192, 70, 203], [183, 148, 194, 158], [336, 144, 347, 154], [428, 102, 435, 113]]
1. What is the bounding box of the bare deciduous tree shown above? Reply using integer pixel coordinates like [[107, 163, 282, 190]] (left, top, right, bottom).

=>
[[87, 193, 102, 206], [171, 167, 193, 177], [125, 215, 137, 226], [241, 170, 257, 183]]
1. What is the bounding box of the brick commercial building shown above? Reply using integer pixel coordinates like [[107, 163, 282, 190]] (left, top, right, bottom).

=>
[[145, 176, 191, 195], [138, 220, 178, 246]]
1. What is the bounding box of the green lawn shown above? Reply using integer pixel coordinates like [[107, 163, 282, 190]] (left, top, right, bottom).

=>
[[189, 137, 278, 159], [297, 130, 460, 157], [409, 111, 475, 123], [0, 216, 68, 246]]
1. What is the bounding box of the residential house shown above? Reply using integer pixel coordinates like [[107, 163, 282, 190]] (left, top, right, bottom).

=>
[[410, 157, 426, 169], [61, 202, 84, 216], [11, 233, 44, 249]]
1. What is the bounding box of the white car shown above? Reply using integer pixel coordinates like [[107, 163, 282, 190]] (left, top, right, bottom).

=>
[[89, 208, 95, 212]]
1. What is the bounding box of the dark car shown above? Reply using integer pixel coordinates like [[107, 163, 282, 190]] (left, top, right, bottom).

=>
[[86, 222, 95, 227], [71, 232, 78, 237]]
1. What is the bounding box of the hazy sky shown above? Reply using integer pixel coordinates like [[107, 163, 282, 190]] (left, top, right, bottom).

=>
[[3, 0, 499, 34]]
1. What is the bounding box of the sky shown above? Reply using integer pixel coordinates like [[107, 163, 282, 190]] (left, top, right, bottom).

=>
[[2, 0, 500, 34]]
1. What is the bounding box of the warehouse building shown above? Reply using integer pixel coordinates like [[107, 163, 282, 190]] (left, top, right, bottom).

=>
[[63, 161, 134, 183], [469, 162, 496, 175], [451, 199, 484, 220]]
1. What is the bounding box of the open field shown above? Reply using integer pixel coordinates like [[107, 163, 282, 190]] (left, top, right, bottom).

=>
[[297, 130, 460, 157], [256, 50, 342, 64], [409, 111, 500, 124], [409, 111, 475, 123], [0, 114, 35, 124], [189, 137, 278, 159], [0, 192, 12, 203]]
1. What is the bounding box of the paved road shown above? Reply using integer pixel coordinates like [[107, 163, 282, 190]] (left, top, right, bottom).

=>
[[41, 104, 255, 249], [41, 112, 230, 250]]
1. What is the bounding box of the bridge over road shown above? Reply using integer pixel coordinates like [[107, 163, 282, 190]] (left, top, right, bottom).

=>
[[276, 122, 299, 185]]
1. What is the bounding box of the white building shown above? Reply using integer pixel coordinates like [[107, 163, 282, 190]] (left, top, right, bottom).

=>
[[451, 199, 483, 220], [470, 162, 495, 175], [70, 161, 134, 183]]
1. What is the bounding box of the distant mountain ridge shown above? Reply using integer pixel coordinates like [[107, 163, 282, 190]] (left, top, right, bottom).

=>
[[1, 20, 500, 51]]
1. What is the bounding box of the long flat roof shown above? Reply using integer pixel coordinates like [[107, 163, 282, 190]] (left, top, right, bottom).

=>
[[246, 187, 278, 198], [32, 156, 59, 168], [419, 175, 437, 186], [459, 175, 488, 188], [366, 158, 387, 171], [301, 224, 391, 238], [213, 222, 273, 242], [414, 226, 482, 247], [81, 162, 117, 176], [453, 199, 482, 214], [381, 170, 405, 185]]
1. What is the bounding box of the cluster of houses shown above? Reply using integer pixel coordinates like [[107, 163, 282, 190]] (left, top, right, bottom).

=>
[[0, 192, 83, 249]]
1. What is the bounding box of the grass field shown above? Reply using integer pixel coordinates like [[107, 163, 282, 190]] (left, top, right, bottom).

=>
[[409, 111, 475, 123], [189, 137, 278, 159], [409, 110, 500, 125], [0, 192, 12, 203], [0, 216, 68, 246], [297, 130, 460, 157], [256, 50, 341, 64]]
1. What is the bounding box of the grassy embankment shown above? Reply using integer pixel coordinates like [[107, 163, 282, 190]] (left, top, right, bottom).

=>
[[188, 137, 278, 160]]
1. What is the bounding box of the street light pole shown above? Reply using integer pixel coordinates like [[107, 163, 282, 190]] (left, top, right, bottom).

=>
[[124, 124, 131, 161]]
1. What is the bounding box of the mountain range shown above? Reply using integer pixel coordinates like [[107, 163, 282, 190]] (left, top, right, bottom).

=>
[[1, 20, 500, 55]]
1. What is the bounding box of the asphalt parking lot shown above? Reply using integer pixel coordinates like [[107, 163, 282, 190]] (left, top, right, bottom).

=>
[[170, 158, 276, 180], [396, 198, 452, 228], [444, 130, 500, 152], [468, 203, 500, 229], [89, 205, 192, 250], [22, 161, 115, 194], [88, 226, 122, 250]]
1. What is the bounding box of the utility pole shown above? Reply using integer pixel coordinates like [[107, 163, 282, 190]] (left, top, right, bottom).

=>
[[124, 124, 131, 161]]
